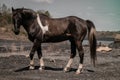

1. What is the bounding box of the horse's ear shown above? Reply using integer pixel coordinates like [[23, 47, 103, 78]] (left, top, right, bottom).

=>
[[21, 7, 24, 13], [22, 7, 24, 9], [12, 7, 14, 12], [22, 7, 24, 11]]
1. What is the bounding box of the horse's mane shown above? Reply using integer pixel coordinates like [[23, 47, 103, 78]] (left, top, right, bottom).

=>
[[15, 8, 35, 13], [15, 8, 50, 18], [39, 13, 50, 18]]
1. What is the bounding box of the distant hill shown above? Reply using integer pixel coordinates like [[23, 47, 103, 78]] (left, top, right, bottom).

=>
[[0, 26, 119, 41], [96, 31, 120, 41]]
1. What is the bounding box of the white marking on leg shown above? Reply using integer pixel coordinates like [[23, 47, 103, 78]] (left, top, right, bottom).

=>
[[40, 57, 44, 66], [29, 59, 34, 70], [66, 58, 73, 67], [37, 14, 49, 34], [64, 58, 73, 72], [76, 64, 83, 74], [39, 57, 45, 70]]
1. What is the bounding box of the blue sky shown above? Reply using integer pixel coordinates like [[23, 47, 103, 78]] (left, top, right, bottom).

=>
[[0, 0, 120, 31]]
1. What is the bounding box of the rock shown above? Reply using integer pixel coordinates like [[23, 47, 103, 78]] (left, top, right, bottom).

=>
[[97, 46, 112, 52]]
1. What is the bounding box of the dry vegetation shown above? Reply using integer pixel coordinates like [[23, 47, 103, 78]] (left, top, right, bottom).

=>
[[0, 4, 51, 41]]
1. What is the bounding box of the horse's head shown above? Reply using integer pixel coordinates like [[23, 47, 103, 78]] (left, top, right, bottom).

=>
[[12, 7, 37, 35], [12, 7, 23, 35]]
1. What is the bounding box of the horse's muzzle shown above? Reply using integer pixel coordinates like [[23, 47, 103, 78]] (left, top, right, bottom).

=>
[[14, 30, 20, 35], [14, 31, 19, 35]]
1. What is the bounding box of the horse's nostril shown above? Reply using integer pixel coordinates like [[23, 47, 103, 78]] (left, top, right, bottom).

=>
[[15, 32, 19, 35], [14, 30, 20, 35]]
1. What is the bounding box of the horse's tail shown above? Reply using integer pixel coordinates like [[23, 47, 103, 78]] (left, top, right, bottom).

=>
[[86, 20, 97, 67]]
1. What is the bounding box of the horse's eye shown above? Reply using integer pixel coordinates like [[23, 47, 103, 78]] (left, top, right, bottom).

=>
[[18, 13, 22, 18]]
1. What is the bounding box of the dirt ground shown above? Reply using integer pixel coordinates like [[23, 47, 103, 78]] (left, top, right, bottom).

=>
[[0, 47, 120, 80]]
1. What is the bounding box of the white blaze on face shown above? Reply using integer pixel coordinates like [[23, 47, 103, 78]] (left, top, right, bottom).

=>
[[37, 14, 49, 34]]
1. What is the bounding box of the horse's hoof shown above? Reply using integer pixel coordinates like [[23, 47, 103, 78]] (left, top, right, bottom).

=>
[[76, 69, 83, 74], [39, 67, 43, 71], [29, 66, 35, 70], [76, 70, 81, 74], [76, 71, 81, 74], [64, 67, 70, 72], [39, 66, 45, 71]]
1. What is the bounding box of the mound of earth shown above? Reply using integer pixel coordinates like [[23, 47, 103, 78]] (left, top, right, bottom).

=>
[[0, 47, 120, 80]]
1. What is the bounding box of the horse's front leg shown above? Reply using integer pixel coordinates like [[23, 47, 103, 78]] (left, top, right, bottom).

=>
[[29, 40, 40, 70], [29, 46, 36, 69], [37, 45, 45, 71]]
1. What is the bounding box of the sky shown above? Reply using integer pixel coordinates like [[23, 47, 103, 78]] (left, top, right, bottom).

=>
[[0, 0, 120, 31]]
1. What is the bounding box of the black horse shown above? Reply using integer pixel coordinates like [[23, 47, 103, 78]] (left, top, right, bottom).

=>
[[12, 7, 97, 74]]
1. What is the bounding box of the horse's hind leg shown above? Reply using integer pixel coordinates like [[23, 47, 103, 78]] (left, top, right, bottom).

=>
[[64, 40, 76, 72], [76, 40, 84, 74], [37, 45, 45, 71]]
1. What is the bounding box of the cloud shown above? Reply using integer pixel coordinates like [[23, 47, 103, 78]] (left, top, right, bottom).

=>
[[34, 0, 54, 4], [108, 13, 116, 16], [87, 6, 94, 10]]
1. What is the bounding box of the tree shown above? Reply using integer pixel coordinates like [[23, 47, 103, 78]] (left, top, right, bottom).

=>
[[2, 4, 7, 13], [0, 4, 12, 27], [45, 11, 51, 17], [37, 10, 51, 17]]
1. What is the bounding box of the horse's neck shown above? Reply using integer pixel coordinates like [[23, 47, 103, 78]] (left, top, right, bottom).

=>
[[22, 19, 35, 35]]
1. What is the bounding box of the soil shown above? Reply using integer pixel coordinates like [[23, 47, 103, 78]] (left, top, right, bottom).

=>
[[0, 27, 120, 80], [0, 27, 28, 41], [0, 46, 120, 80]]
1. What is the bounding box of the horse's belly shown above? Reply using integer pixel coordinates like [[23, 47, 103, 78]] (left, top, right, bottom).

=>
[[43, 35, 70, 43]]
